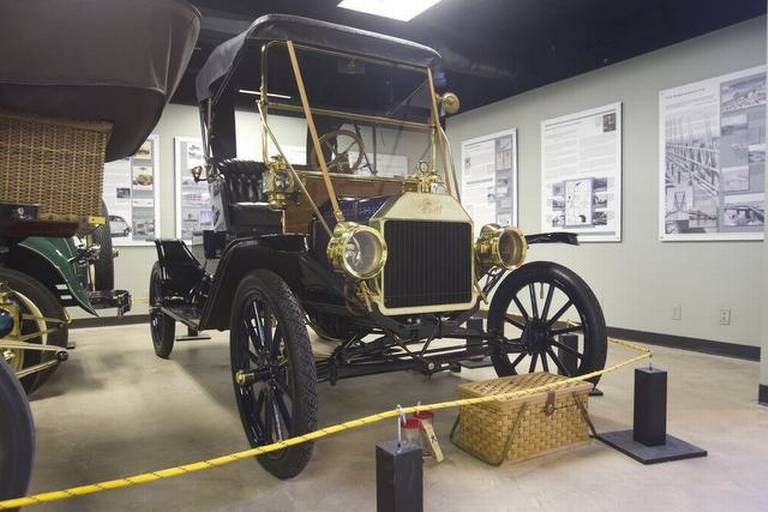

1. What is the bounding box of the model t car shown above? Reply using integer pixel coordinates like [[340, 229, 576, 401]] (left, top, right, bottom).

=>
[[150, 15, 607, 479]]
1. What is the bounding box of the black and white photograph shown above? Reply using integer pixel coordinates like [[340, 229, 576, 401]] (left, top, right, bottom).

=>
[[659, 65, 765, 240]]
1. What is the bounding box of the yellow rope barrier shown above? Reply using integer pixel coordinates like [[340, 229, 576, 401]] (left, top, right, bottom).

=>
[[0, 337, 651, 510]]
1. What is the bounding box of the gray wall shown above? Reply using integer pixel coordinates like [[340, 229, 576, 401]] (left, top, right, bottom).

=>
[[447, 17, 766, 347]]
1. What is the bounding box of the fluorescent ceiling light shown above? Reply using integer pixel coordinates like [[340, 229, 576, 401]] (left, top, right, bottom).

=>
[[238, 89, 292, 100], [338, 0, 444, 22]]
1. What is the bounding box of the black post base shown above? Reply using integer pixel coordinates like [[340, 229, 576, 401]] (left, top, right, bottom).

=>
[[376, 440, 423, 512], [597, 430, 707, 464]]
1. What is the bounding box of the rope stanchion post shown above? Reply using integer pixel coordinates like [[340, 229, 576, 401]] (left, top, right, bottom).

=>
[[376, 407, 423, 512], [596, 365, 707, 464], [0, 337, 653, 511], [633, 367, 667, 446]]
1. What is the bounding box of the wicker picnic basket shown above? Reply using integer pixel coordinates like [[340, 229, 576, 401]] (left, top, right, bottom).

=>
[[451, 372, 592, 465], [0, 110, 112, 223]]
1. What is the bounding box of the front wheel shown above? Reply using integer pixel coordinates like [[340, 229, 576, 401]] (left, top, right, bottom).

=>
[[230, 270, 318, 479], [487, 261, 607, 385], [0, 358, 34, 511]]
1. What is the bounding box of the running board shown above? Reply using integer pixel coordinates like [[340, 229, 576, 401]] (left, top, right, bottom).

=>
[[158, 305, 201, 330], [176, 327, 211, 342]]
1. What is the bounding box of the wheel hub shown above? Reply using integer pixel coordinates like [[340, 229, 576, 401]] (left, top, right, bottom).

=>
[[522, 320, 552, 353]]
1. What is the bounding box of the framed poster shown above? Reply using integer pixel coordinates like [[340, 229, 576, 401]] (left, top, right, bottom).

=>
[[541, 103, 622, 242], [460, 128, 518, 227], [102, 134, 161, 246], [659, 65, 766, 241], [175, 137, 212, 243]]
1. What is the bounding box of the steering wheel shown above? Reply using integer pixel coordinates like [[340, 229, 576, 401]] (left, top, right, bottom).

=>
[[309, 129, 366, 174]]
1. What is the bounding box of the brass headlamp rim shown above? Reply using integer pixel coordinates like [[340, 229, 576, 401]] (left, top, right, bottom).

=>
[[475, 223, 528, 270], [327, 221, 388, 280]]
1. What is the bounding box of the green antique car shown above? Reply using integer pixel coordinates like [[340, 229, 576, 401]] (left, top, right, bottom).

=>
[[1, 222, 131, 393]]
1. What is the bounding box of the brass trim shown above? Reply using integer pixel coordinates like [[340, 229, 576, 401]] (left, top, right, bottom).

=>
[[257, 102, 333, 236], [327, 221, 388, 280], [267, 102, 431, 131], [475, 224, 528, 270], [286, 40, 344, 223]]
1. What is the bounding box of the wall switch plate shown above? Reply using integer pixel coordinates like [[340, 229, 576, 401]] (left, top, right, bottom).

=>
[[672, 305, 682, 320], [719, 309, 731, 326]]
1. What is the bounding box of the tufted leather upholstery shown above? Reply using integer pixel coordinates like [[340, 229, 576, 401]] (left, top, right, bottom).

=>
[[217, 159, 266, 203], [212, 159, 282, 235]]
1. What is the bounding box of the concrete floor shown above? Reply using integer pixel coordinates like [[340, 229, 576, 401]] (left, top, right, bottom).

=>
[[25, 324, 768, 511]]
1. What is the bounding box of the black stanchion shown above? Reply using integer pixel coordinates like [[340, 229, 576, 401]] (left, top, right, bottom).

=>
[[558, 334, 603, 396], [597, 367, 707, 464], [376, 440, 423, 512]]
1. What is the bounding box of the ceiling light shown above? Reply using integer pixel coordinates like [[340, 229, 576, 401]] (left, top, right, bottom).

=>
[[338, 0, 444, 22], [238, 89, 292, 100]]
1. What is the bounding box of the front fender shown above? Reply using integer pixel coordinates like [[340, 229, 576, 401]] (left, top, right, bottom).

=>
[[525, 232, 579, 246], [16, 237, 96, 315]]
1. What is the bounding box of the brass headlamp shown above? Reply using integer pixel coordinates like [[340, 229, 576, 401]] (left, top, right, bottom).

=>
[[475, 224, 528, 270], [327, 222, 388, 280]]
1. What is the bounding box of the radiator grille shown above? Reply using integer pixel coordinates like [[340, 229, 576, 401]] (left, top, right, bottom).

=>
[[383, 220, 473, 309]]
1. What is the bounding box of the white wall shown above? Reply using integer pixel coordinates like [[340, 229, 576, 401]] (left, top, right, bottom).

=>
[[448, 17, 766, 347]]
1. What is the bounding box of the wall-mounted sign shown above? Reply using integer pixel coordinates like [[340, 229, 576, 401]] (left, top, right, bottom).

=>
[[174, 137, 212, 243], [659, 65, 765, 241], [540, 103, 622, 242], [461, 128, 518, 227], [102, 134, 161, 246]]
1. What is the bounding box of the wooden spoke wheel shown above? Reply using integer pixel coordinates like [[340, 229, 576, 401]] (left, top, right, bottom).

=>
[[0, 358, 34, 511], [230, 270, 318, 479], [148, 262, 175, 359], [487, 261, 607, 385]]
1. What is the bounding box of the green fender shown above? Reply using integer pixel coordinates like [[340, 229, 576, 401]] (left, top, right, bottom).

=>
[[16, 237, 97, 315]]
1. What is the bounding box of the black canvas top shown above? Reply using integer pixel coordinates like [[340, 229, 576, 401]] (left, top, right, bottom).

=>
[[0, 0, 200, 161], [195, 14, 441, 102]]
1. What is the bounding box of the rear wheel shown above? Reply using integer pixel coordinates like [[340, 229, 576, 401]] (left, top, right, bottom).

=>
[[487, 261, 607, 385], [0, 268, 68, 393], [149, 263, 175, 359], [90, 200, 115, 291], [0, 358, 34, 511], [230, 270, 318, 479]]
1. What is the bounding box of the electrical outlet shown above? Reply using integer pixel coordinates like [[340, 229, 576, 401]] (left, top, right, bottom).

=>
[[719, 309, 731, 326], [672, 304, 682, 320]]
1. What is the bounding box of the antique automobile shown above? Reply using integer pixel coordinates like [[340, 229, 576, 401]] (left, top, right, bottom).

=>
[[148, 14, 608, 480], [0, 0, 200, 505]]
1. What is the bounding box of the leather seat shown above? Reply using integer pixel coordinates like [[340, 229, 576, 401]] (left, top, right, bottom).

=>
[[212, 160, 282, 235]]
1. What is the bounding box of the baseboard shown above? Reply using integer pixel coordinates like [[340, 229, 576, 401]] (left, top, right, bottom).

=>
[[607, 327, 760, 362], [760, 384, 768, 407], [71, 314, 149, 329]]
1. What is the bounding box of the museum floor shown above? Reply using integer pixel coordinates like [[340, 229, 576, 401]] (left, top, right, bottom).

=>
[[26, 324, 768, 511]]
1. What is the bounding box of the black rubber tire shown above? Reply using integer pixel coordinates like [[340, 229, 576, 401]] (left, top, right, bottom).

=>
[[487, 261, 607, 385], [0, 358, 35, 511], [91, 200, 115, 291], [230, 270, 318, 479], [0, 268, 68, 393], [149, 263, 175, 359]]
